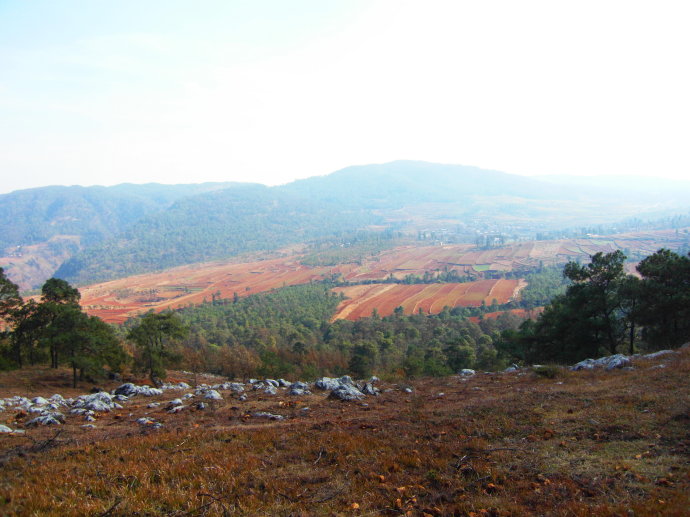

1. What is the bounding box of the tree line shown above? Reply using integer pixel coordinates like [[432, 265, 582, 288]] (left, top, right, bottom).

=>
[[0, 272, 126, 386], [501, 249, 690, 364], [2, 248, 687, 386]]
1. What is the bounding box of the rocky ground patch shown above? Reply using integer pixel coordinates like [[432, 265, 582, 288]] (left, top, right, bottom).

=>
[[0, 350, 688, 516]]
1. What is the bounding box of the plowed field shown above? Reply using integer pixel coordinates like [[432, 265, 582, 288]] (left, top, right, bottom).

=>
[[78, 228, 688, 324], [81, 257, 334, 324], [332, 278, 521, 320]]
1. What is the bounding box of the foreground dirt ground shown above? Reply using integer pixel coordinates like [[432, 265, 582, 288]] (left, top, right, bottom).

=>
[[1, 352, 688, 516]]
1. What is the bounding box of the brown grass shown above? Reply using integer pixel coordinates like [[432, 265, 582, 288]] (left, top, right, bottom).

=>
[[1, 349, 688, 516]]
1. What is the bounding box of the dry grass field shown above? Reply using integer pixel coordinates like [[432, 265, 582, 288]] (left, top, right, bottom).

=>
[[1, 350, 688, 516]]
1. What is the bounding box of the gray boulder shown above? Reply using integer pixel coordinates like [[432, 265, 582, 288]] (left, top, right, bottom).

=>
[[137, 417, 163, 428], [328, 384, 365, 401], [314, 377, 342, 391], [73, 392, 117, 413], [113, 383, 139, 397], [113, 383, 162, 397], [640, 350, 675, 360], [204, 390, 223, 400], [138, 386, 163, 397], [253, 412, 284, 420], [0, 424, 14, 433], [26, 412, 65, 427], [263, 385, 278, 395], [604, 354, 632, 371], [288, 382, 311, 396], [459, 369, 476, 376], [570, 354, 632, 371], [360, 383, 379, 396]]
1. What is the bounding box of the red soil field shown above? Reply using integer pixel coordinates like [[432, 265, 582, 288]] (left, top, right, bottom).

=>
[[77, 228, 688, 324], [80, 256, 336, 324], [332, 279, 522, 320]]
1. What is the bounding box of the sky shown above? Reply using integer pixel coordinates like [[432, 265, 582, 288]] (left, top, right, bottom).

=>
[[1, 0, 689, 194]]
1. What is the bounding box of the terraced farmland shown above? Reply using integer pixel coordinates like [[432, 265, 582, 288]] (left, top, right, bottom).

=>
[[331, 278, 522, 320], [78, 228, 688, 323]]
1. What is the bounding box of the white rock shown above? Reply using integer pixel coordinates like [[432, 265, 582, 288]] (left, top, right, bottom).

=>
[[253, 412, 284, 420], [204, 390, 223, 400]]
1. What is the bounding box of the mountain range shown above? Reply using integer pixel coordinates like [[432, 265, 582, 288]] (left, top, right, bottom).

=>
[[2, 161, 689, 290]]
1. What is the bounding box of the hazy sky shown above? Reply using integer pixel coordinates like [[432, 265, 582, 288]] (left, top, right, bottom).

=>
[[1, 0, 688, 194]]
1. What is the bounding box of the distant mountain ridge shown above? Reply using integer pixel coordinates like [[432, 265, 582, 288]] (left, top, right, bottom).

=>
[[0, 182, 250, 289]]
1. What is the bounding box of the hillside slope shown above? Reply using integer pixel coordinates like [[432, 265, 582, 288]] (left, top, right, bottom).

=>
[[0, 182, 244, 289], [1, 350, 688, 515]]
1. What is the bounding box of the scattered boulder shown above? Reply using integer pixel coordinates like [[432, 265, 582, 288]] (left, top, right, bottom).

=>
[[253, 412, 285, 421], [213, 382, 245, 393], [263, 385, 278, 395], [264, 379, 279, 388], [25, 412, 65, 427], [73, 392, 119, 413], [459, 369, 476, 376], [137, 417, 163, 429], [0, 424, 14, 433], [504, 364, 520, 373], [138, 386, 164, 397], [329, 384, 365, 401], [31, 396, 49, 405], [278, 379, 291, 387], [204, 390, 223, 401], [49, 394, 66, 405], [604, 354, 632, 371], [113, 383, 163, 397], [288, 382, 311, 396], [360, 383, 379, 396], [640, 350, 675, 360], [238, 394, 248, 402], [314, 377, 342, 391], [571, 354, 632, 371], [196, 402, 207, 410], [113, 383, 139, 397]]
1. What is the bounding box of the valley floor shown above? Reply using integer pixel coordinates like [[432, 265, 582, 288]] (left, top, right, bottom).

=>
[[0, 351, 689, 516]]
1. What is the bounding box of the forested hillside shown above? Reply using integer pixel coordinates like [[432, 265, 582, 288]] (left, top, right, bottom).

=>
[[0, 182, 239, 251], [0, 182, 244, 289], [51, 161, 596, 286], [56, 186, 380, 285]]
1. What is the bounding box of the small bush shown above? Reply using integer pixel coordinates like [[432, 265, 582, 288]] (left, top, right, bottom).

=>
[[533, 364, 561, 379]]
